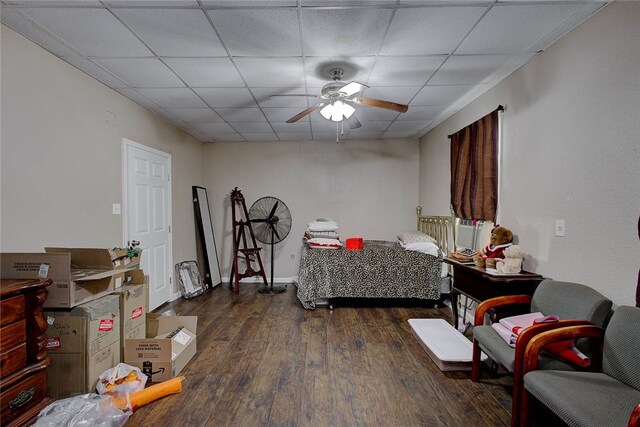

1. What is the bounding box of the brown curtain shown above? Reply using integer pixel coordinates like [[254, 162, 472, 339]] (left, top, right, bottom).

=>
[[450, 107, 501, 222]]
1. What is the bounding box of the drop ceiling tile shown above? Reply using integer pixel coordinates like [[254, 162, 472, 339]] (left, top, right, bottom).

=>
[[302, 1, 395, 5], [228, 122, 273, 133], [276, 133, 313, 141], [0, 9, 82, 57], [303, 57, 375, 87], [62, 57, 129, 88], [398, 106, 445, 121], [356, 121, 392, 132], [263, 108, 311, 123], [234, 58, 305, 87], [369, 56, 446, 87], [312, 132, 339, 141], [18, 8, 152, 56], [429, 54, 518, 85], [362, 87, 421, 105], [192, 122, 236, 133], [115, 8, 226, 57], [387, 120, 429, 131], [193, 88, 257, 108], [115, 88, 160, 110], [383, 130, 422, 139], [311, 120, 342, 133], [6, 1, 101, 5], [380, 6, 486, 55], [163, 58, 244, 88], [206, 133, 246, 142], [343, 131, 383, 140], [411, 85, 475, 106], [241, 132, 279, 142], [456, 4, 584, 54], [252, 88, 311, 108], [270, 121, 311, 133], [167, 108, 223, 123], [203, 1, 296, 6], [301, 8, 393, 56], [93, 58, 184, 88], [136, 88, 207, 108], [207, 8, 300, 57], [215, 108, 266, 122], [108, 1, 199, 6]]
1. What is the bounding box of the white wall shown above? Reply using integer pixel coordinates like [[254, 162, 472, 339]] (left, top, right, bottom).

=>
[[0, 25, 205, 295], [419, 2, 640, 306], [204, 139, 419, 280]]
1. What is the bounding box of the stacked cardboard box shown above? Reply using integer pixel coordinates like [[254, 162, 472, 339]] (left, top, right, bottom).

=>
[[0, 248, 141, 308], [111, 269, 148, 360], [45, 294, 121, 399]]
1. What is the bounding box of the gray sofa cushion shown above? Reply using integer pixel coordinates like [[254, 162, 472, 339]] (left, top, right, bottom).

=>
[[524, 370, 640, 427], [603, 305, 640, 390]]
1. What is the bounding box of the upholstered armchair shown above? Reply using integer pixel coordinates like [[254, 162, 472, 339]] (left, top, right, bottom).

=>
[[521, 305, 640, 427], [471, 279, 612, 426]]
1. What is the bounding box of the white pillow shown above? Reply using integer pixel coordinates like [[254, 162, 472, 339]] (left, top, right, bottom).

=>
[[402, 241, 439, 256], [308, 237, 342, 248], [397, 230, 436, 245], [308, 221, 339, 232]]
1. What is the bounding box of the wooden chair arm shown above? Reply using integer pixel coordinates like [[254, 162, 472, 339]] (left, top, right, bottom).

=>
[[629, 402, 640, 427], [522, 325, 604, 375], [474, 295, 532, 325]]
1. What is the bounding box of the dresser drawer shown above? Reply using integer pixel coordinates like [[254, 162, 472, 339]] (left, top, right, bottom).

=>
[[0, 295, 25, 327], [0, 320, 26, 352], [0, 368, 48, 425], [0, 343, 27, 378]]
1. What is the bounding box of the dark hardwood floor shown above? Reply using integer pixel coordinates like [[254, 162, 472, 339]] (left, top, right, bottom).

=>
[[128, 284, 515, 426]]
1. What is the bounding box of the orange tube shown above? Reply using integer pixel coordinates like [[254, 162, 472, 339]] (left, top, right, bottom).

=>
[[112, 376, 184, 411]]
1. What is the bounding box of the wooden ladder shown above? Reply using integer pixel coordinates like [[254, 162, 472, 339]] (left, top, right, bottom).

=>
[[229, 187, 268, 293]]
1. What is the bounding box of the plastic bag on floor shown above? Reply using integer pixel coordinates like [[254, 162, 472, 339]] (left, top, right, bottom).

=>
[[96, 363, 147, 398], [175, 260, 205, 299], [33, 393, 130, 427]]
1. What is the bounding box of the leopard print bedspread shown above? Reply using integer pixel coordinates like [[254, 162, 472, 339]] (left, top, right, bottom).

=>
[[296, 240, 442, 309]]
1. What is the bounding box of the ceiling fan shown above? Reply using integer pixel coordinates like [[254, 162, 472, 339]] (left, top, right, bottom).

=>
[[273, 68, 409, 129]]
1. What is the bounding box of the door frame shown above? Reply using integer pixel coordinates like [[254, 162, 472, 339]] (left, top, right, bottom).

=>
[[122, 138, 174, 308]]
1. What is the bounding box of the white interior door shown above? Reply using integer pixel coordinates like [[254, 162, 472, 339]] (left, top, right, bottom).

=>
[[123, 139, 172, 311]]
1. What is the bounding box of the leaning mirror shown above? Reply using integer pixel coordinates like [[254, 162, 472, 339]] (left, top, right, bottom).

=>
[[192, 186, 222, 288]]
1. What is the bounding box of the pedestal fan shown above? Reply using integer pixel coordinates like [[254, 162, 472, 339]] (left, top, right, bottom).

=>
[[249, 196, 292, 293]]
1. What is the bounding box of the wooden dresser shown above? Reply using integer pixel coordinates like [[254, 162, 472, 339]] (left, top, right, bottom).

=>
[[0, 279, 52, 427]]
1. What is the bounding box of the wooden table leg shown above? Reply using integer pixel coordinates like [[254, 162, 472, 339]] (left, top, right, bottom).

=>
[[451, 289, 460, 329]]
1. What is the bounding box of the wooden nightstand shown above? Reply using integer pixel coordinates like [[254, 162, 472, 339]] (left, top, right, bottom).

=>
[[444, 258, 544, 329]]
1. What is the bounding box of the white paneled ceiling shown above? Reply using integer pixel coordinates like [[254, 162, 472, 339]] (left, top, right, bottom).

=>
[[0, 0, 608, 143]]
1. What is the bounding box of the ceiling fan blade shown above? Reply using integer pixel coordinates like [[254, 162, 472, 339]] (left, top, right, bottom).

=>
[[346, 113, 362, 129], [286, 103, 324, 123], [340, 81, 369, 96], [353, 97, 408, 113]]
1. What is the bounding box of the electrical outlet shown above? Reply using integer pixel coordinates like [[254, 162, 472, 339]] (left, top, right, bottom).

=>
[[555, 219, 565, 237]]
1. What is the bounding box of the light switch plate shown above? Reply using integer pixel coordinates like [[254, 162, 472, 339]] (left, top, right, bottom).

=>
[[112, 203, 121, 215], [555, 219, 565, 237]]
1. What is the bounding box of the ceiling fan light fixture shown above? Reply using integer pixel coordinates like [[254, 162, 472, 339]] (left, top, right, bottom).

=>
[[320, 104, 335, 120], [321, 101, 355, 122]]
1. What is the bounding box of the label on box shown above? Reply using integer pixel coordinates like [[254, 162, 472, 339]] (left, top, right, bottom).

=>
[[132, 307, 143, 320], [98, 319, 114, 332], [174, 330, 191, 345], [46, 337, 61, 350], [115, 276, 122, 288], [38, 263, 49, 278], [47, 316, 55, 325]]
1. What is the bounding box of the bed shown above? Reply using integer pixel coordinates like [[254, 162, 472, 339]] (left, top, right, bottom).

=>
[[296, 207, 455, 309]]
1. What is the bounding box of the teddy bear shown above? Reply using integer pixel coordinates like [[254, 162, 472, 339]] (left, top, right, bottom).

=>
[[473, 225, 514, 269], [496, 245, 525, 274]]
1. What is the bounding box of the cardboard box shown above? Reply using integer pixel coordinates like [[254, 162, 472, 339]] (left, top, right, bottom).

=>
[[125, 316, 197, 383], [108, 248, 142, 270], [1, 251, 123, 308], [45, 294, 121, 399], [111, 269, 148, 359]]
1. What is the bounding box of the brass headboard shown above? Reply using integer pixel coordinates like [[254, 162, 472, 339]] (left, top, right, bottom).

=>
[[416, 206, 456, 257]]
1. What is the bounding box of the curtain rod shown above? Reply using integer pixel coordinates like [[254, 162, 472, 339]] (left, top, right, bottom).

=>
[[447, 105, 504, 138]]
